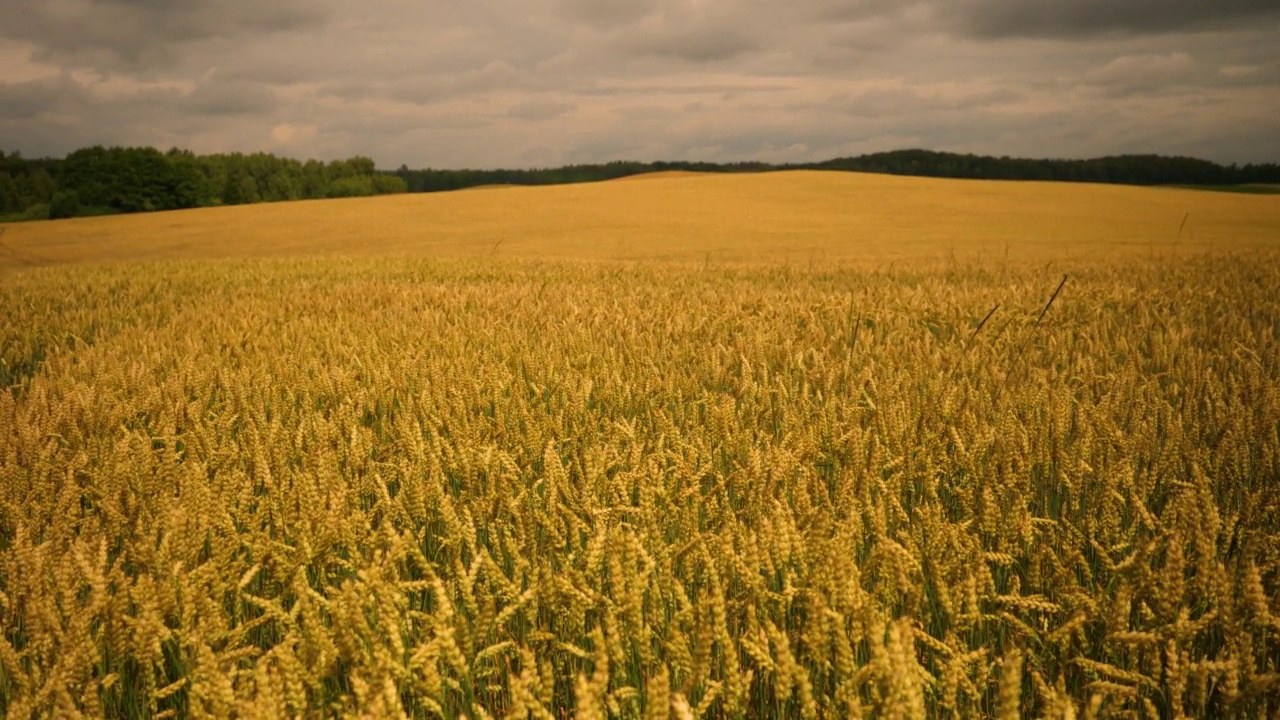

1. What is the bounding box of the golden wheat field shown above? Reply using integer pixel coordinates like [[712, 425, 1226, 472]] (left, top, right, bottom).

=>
[[3, 170, 1280, 271], [2, 172, 1280, 719]]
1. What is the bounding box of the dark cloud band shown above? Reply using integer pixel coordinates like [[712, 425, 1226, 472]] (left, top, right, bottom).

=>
[[954, 0, 1280, 38], [0, 0, 327, 73], [0, 0, 1278, 166]]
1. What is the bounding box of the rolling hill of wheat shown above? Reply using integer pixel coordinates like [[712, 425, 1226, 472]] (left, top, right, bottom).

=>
[[2, 173, 1278, 718], [2, 171, 1279, 272]]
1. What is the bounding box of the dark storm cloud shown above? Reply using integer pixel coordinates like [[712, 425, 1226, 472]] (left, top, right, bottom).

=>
[[559, 1, 777, 64], [798, 0, 924, 24], [384, 62, 559, 105], [578, 81, 793, 97], [954, 0, 1280, 38], [814, 86, 1027, 118], [507, 99, 575, 121], [1, 0, 1278, 167], [185, 79, 278, 117], [558, 0, 662, 29], [0, 76, 77, 120], [0, 0, 326, 72], [628, 25, 764, 63], [0, 73, 276, 123], [1079, 52, 1199, 98], [0, 74, 184, 152]]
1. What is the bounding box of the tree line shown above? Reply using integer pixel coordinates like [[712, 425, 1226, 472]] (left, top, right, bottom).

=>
[[0, 147, 408, 222], [393, 150, 1280, 193], [805, 149, 1280, 186], [3, 146, 1277, 222]]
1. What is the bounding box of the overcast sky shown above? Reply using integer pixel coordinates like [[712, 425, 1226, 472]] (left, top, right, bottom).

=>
[[2, 0, 1279, 169]]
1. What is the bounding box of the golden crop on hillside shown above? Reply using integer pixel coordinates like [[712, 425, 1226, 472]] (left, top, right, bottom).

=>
[[3, 171, 1280, 271], [2, 174, 1279, 718]]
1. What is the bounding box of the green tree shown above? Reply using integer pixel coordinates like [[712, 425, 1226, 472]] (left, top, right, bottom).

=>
[[326, 176, 376, 198], [0, 172, 18, 214], [48, 190, 81, 220], [347, 156, 377, 176], [196, 155, 229, 206], [27, 167, 56, 205], [372, 175, 408, 194], [301, 160, 328, 198]]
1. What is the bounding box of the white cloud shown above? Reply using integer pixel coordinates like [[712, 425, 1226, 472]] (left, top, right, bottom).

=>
[[269, 123, 318, 146]]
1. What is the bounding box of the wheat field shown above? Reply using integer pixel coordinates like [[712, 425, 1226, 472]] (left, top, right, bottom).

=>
[[3, 170, 1280, 271], [2, 173, 1279, 718]]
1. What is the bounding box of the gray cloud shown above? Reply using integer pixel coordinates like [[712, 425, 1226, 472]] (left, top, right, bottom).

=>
[[953, 0, 1280, 39], [0, 76, 75, 120], [0, 0, 1277, 167], [558, 0, 662, 29], [1075, 52, 1202, 99], [185, 79, 278, 117], [627, 24, 764, 63], [0, 0, 327, 74], [507, 99, 575, 121], [384, 62, 558, 105], [579, 81, 794, 97], [812, 85, 1026, 119]]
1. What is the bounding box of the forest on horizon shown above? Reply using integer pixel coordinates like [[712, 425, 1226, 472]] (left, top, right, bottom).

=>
[[2, 145, 1278, 223]]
